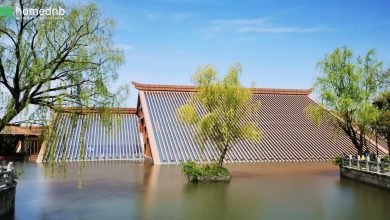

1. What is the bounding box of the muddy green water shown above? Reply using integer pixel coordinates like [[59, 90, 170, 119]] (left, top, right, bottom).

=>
[[6, 162, 390, 220]]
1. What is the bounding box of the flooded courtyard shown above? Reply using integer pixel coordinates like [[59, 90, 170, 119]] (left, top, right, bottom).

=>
[[6, 162, 390, 220]]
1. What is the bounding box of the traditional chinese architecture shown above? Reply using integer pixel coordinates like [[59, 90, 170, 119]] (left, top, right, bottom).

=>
[[37, 82, 389, 164], [0, 125, 42, 161]]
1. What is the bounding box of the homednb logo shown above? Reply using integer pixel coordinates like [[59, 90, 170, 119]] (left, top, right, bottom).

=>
[[0, 6, 65, 19], [0, 7, 13, 18]]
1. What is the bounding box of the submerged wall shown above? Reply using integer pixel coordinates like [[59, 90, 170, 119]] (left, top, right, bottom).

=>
[[0, 182, 16, 216], [340, 167, 390, 190]]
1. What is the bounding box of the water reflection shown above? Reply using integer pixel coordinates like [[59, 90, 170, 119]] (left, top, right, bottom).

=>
[[8, 162, 390, 220]]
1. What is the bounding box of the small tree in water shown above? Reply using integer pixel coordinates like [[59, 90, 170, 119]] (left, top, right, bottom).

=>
[[178, 64, 261, 168]]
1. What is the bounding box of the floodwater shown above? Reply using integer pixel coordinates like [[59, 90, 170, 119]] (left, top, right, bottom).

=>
[[5, 161, 390, 220]]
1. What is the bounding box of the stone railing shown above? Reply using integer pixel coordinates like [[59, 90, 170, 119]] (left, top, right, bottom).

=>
[[0, 161, 16, 216], [0, 162, 14, 188], [342, 156, 390, 176]]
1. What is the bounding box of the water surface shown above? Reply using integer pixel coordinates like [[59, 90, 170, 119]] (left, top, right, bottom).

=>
[[7, 162, 390, 220]]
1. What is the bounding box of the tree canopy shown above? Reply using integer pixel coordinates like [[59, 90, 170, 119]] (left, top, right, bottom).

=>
[[177, 64, 261, 167], [0, 0, 126, 132], [310, 47, 385, 155], [373, 91, 390, 154]]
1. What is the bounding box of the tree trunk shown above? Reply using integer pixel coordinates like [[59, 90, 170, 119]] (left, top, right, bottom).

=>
[[386, 134, 390, 156], [350, 136, 363, 156], [218, 147, 228, 168], [357, 146, 363, 156]]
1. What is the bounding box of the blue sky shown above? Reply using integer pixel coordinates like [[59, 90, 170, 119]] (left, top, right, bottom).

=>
[[78, 0, 390, 106]]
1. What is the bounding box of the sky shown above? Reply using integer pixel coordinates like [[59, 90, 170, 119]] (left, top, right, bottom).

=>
[[72, 0, 390, 106]]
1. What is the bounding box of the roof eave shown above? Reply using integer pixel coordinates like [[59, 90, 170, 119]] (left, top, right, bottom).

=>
[[58, 107, 138, 114], [132, 81, 312, 95]]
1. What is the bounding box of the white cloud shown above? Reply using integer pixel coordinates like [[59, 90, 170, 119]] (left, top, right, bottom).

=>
[[238, 27, 321, 33], [205, 18, 332, 34], [173, 12, 192, 22], [145, 12, 160, 20], [116, 44, 134, 51], [210, 18, 268, 26]]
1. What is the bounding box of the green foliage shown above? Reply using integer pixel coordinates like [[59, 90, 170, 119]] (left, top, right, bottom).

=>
[[182, 161, 230, 182], [369, 153, 377, 161], [201, 162, 230, 177], [382, 155, 389, 163], [178, 63, 262, 167], [12, 168, 24, 179], [309, 47, 385, 154], [182, 161, 203, 181], [373, 91, 390, 153], [0, 0, 127, 132], [332, 155, 343, 167]]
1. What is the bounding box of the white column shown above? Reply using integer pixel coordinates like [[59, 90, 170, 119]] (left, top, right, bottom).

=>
[[349, 155, 352, 168], [377, 157, 381, 174], [357, 155, 360, 170], [6, 162, 13, 171]]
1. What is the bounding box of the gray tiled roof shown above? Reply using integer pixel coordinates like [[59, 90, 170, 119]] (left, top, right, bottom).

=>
[[44, 112, 143, 162], [142, 91, 387, 164]]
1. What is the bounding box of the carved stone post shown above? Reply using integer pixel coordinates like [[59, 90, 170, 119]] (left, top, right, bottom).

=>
[[357, 155, 360, 170], [377, 157, 381, 174], [349, 155, 352, 168]]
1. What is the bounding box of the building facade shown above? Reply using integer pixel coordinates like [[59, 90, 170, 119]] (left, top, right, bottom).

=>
[[0, 125, 42, 161]]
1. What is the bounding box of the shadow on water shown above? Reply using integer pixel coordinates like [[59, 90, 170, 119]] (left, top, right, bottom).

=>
[[6, 161, 390, 220]]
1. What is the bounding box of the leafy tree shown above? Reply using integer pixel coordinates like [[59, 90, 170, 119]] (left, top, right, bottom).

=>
[[178, 64, 261, 168], [373, 91, 390, 154], [377, 68, 390, 88], [0, 0, 125, 132], [309, 47, 383, 155]]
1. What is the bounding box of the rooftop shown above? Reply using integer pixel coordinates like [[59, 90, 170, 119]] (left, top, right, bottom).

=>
[[58, 107, 137, 114], [1, 125, 42, 136], [132, 81, 312, 95]]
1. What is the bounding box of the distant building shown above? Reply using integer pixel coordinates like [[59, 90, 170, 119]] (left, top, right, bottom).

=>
[[37, 82, 389, 164], [0, 125, 42, 161]]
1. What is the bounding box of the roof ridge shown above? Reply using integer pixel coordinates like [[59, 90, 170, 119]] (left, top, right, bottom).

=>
[[58, 107, 137, 114], [131, 81, 312, 95]]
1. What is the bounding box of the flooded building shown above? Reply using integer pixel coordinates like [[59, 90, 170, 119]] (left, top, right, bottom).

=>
[[37, 82, 389, 164]]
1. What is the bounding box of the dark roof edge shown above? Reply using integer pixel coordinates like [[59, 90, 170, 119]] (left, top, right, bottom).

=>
[[132, 81, 312, 95], [58, 107, 137, 114]]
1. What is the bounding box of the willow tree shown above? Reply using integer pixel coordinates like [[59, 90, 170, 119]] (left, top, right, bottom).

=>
[[373, 91, 390, 154], [178, 64, 261, 168], [309, 47, 383, 155], [0, 0, 124, 132]]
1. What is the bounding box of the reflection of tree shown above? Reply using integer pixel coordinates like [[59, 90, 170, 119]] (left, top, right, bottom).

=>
[[40, 161, 85, 188], [182, 183, 229, 219], [77, 162, 85, 189]]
